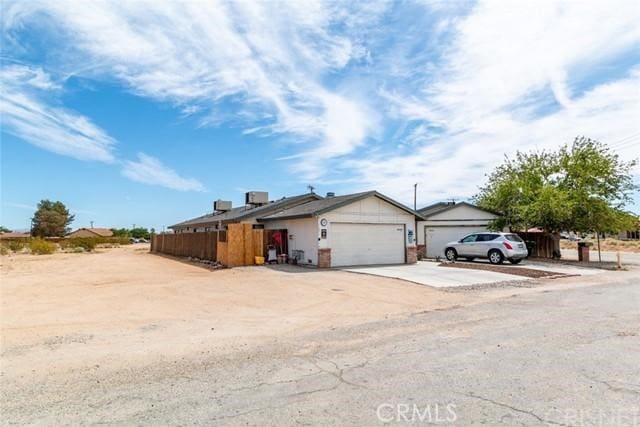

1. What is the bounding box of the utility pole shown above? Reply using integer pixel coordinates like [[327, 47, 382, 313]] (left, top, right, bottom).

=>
[[90, 221, 94, 229], [413, 183, 418, 211]]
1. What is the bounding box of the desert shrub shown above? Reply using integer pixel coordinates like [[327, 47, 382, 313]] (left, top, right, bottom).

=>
[[112, 236, 132, 245], [7, 240, 25, 252], [67, 237, 97, 252], [0, 245, 8, 256], [30, 238, 56, 255]]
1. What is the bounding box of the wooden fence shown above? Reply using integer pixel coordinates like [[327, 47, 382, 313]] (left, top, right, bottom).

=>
[[151, 231, 218, 261], [516, 232, 560, 258], [151, 224, 267, 266], [216, 224, 264, 267]]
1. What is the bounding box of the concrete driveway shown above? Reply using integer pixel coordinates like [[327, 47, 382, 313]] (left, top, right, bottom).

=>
[[343, 259, 604, 288], [343, 261, 524, 287]]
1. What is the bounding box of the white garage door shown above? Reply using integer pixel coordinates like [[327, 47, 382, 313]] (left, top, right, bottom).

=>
[[425, 226, 488, 258], [331, 223, 405, 267]]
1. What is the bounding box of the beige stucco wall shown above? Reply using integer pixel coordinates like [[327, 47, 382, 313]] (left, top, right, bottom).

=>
[[416, 204, 500, 245], [264, 218, 319, 265], [320, 196, 417, 250]]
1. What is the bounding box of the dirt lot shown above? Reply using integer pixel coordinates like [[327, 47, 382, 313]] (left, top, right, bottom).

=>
[[2, 245, 477, 381], [3, 246, 630, 424], [560, 238, 640, 252]]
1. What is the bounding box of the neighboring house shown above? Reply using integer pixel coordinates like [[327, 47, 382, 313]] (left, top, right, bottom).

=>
[[67, 228, 114, 238], [618, 229, 640, 240], [416, 202, 501, 258], [0, 231, 31, 240], [169, 192, 322, 233], [258, 191, 422, 267]]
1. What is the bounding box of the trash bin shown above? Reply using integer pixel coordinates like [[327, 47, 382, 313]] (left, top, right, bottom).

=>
[[577, 241, 592, 262], [525, 240, 536, 257]]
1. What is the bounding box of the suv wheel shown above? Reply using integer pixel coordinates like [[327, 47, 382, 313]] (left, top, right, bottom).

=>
[[488, 249, 504, 265], [445, 248, 457, 261]]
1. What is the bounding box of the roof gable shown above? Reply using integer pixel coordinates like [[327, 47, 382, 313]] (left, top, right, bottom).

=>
[[419, 202, 498, 220], [69, 228, 114, 237]]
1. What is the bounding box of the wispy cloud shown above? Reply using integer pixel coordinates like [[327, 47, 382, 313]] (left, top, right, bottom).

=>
[[0, 64, 207, 192], [2, 0, 638, 203], [0, 65, 116, 162], [4, 202, 37, 210], [347, 0, 640, 205], [121, 153, 206, 192], [2, 0, 389, 177]]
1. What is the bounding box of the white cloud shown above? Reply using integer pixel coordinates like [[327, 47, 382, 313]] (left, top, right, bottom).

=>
[[121, 153, 206, 192], [348, 0, 640, 206], [0, 64, 208, 192], [349, 67, 640, 205], [2, 0, 638, 200], [4, 202, 37, 210], [0, 65, 116, 162], [2, 0, 387, 176]]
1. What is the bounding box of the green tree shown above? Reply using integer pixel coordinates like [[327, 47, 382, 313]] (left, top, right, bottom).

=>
[[475, 137, 637, 233], [31, 200, 75, 237], [111, 228, 130, 237], [130, 227, 150, 239], [0, 226, 11, 233]]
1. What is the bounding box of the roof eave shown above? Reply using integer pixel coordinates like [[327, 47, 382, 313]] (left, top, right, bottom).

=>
[[257, 213, 315, 222]]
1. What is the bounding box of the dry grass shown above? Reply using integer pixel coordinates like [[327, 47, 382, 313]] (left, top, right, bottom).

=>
[[560, 238, 640, 252]]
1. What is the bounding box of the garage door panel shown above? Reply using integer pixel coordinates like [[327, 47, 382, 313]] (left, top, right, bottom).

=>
[[425, 227, 488, 258], [332, 223, 405, 267]]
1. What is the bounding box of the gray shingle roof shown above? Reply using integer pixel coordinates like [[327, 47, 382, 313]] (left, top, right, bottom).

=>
[[417, 202, 456, 217], [259, 191, 424, 221], [417, 201, 498, 218], [169, 193, 322, 228]]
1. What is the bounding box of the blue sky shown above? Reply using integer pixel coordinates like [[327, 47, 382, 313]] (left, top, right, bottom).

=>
[[1, 0, 639, 231]]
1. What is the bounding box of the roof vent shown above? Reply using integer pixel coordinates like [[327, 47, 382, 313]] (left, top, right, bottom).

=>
[[326, 192, 335, 198], [214, 200, 232, 212]]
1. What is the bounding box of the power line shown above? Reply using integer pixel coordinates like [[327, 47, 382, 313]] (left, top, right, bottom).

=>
[[610, 132, 640, 145], [610, 136, 640, 150]]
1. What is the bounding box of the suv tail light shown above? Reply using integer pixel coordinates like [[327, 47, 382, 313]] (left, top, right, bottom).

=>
[[503, 242, 513, 250]]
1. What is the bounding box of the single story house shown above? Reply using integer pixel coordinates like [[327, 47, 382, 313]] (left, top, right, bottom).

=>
[[416, 202, 501, 258], [165, 190, 422, 268], [0, 231, 31, 240], [169, 193, 322, 233], [67, 228, 114, 238], [258, 191, 422, 267]]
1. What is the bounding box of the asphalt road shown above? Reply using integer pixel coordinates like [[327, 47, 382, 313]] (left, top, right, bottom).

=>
[[3, 271, 639, 425], [561, 249, 640, 265]]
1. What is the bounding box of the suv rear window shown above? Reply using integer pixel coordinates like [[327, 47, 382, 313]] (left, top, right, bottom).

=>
[[476, 234, 500, 241], [505, 234, 524, 242]]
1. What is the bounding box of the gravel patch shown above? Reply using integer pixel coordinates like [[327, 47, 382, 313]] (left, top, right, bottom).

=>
[[439, 261, 571, 278], [528, 257, 621, 270]]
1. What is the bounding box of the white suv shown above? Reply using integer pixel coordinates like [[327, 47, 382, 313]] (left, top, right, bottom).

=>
[[444, 232, 528, 265]]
